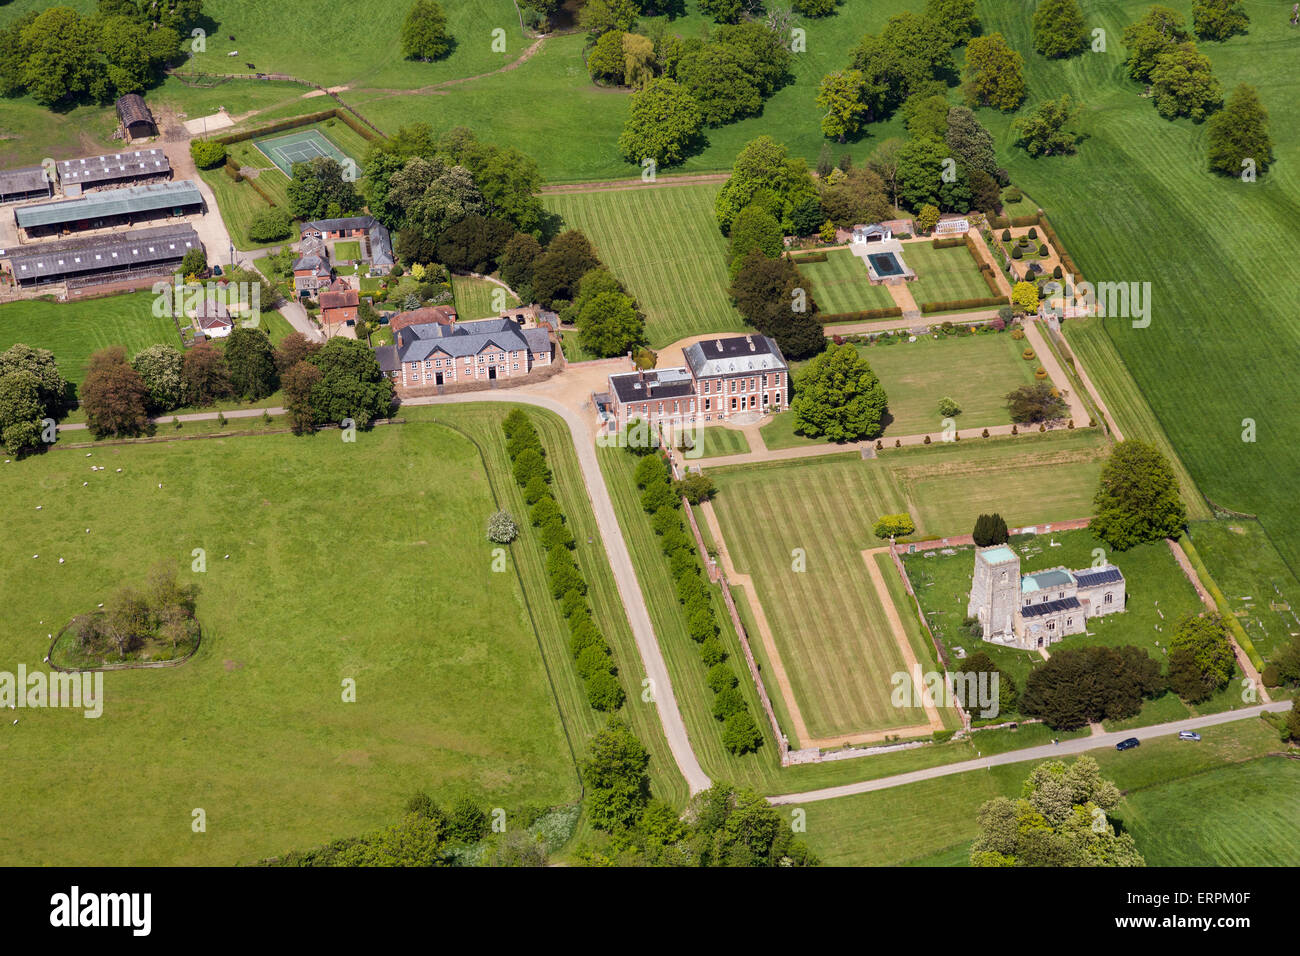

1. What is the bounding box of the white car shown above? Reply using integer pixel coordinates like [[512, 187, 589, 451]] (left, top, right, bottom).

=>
[[1178, 730, 1202, 741]]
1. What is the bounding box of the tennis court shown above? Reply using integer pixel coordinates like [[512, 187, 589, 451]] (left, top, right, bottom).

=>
[[252, 128, 352, 176]]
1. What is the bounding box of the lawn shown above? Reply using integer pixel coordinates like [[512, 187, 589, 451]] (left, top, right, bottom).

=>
[[1120, 757, 1300, 866], [851, 331, 1039, 437], [797, 715, 1284, 866], [543, 182, 748, 347], [904, 242, 995, 307], [903, 527, 1206, 691], [0, 418, 581, 864], [199, 167, 283, 252], [794, 249, 897, 316], [0, 292, 181, 385], [452, 274, 519, 320], [711, 458, 947, 742], [685, 426, 751, 460], [333, 241, 362, 262]]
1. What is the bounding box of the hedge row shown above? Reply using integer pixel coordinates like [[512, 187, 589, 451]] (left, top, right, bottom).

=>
[[503, 409, 626, 713], [990, 213, 1041, 229], [963, 234, 1004, 296], [791, 251, 829, 263], [209, 108, 340, 146], [627, 441, 763, 756], [819, 306, 903, 324], [1036, 213, 1082, 284], [919, 295, 1010, 313], [930, 237, 965, 249]]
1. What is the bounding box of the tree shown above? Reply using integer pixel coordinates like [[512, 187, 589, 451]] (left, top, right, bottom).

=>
[[818, 165, 891, 229], [851, 12, 958, 112], [579, 0, 639, 35], [1021, 646, 1164, 729], [945, 107, 1000, 178], [938, 396, 961, 418], [248, 208, 292, 243], [962, 33, 1027, 111], [1012, 95, 1082, 156], [867, 138, 906, 208], [0, 370, 44, 456], [1287, 699, 1300, 744], [1089, 439, 1187, 549], [915, 203, 941, 234], [1006, 382, 1066, 423], [306, 338, 395, 426], [972, 513, 1010, 546], [435, 127, 546, 234], [677, 43, 762, 127], [189, 140, 226, 169], [971, 757, 1143, 866], [179, 247, 207, 278], [80, 347, 149, 438], [131, 344, 185, 412], [1011, 280, 1040, 312], [728, 250, 827, 360], [872, 513, 916, 539], [618, 76, 703, 168], [435, 213, 514, 273], [222, 328, 278, 401], [1149, 43, 1222, 121], [1192, 0, 1248, 41], [790, 344, 889, 441], [282, 360, 321, 435], [1167, 614, 1235, 702], [0, 343, 68, 415], [1207, 84, 1273, 178], [817, 69, 868, 142], [531, 230, 601, 308], [581, 719, 651, 832], [181, 341, 232, 406], [1122, 6, 1189, 82], [925, 0, 980, 44], [904, 92, 950, 141], [896, 136, 947, 211], [715, 136, 819, 235], [287, 157, 360, 221], [622, 32, 656, 88], [578, 291, 644, 357], [1033, 0, 1089, 58], [698, 0, 758, 23], [794, 0, 837, 14], [587, 28, 626, 84], [274, 332, 322, 373], [401, 0, 452, 61], [721, 710, 763, 754], [727, 203, 783, 275], [499, 233, 543, 292]]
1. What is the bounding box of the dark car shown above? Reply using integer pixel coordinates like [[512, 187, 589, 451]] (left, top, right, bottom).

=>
[[1115, 737, 1141, 751]]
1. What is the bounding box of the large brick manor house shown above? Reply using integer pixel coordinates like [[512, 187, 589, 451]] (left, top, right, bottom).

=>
[[604, 334, 789, 429]]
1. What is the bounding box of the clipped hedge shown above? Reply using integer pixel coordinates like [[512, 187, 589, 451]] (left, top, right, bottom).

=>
[[920, 296, 1010, 313], [930, 237, 965, 249], [819, 306, 903, 324], [791, 251, 829, 263], [503, 411, 625, 713]]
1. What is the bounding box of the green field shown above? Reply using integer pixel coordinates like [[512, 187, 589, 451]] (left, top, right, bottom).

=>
[[687, 425, 751, 460], [904, 242, 996, 307], [794, 249, 897, 315], [544, 183, 748, 346], [0, 293, 180, 385], [0, 418, 582, 864], [855, 332, 1040, 436], [452, 274, 520, 320], [798, 716, 1286, 866], [334, 241, 362, 262], [707, 434, 1106, 740]]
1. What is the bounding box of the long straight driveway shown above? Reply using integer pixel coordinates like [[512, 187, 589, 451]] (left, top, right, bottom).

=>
[[404, 391, 712, 794]]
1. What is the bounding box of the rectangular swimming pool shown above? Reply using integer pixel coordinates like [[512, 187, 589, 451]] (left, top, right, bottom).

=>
[[868, 252, 905, 277]]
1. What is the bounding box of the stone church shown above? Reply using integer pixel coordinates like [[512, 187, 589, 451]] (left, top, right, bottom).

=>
[[967, 545, 1126, 650]]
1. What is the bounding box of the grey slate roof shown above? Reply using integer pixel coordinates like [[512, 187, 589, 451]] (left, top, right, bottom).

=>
[[683, 334, 786, 379], [374, 345, 399, 373], [609, 368, 695, 403], [1021, 595, 1082, 619], [5, 224, 199, 281], [1074, 567, 1124, 589], [57, 149, 169, 186], [15, 181, 201, 229], [0, 166, 50, 200], [302, 216, 377, 233], [395, 318, 545, 362], [367, 222, 393, 266]]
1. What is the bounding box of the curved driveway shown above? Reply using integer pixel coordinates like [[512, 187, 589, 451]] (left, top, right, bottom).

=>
[[404, 391, 712, 795]]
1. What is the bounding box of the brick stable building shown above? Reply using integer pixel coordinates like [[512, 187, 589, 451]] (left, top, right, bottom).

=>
[[605, 334, 788, 429]]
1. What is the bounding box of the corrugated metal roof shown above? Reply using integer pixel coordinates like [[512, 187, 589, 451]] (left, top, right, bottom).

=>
[[56, 149, 170, 185], [0, 166, 50, 199], [6, 224, 199, 280], [16, 181, 201, 229]]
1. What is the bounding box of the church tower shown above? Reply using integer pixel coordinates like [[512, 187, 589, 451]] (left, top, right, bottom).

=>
[[967, 546, 1020, 640]]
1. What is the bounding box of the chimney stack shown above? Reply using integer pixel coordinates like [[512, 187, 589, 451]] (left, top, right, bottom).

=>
[[746, 335, 754, 351]]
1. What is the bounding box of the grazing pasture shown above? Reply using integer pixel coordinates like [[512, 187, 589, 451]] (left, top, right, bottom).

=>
[[0, 418, 580, 864]]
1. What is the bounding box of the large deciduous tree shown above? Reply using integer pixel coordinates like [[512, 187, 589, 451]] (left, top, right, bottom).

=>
[[727, 250, 827, 359], [577, 291, 644, 357], [80, 346, 149, 438], [618, 76, 703, 168], [962, 32, 1027, 111], [1149, 42, 1222, 121], [1012, 95, 1082, 156], [1033, 0, 1089, 58], [401, 0, 452, 61], [789, 343, 889, 441], [223, 328, 279, 401], [1089, 439, 1187, 549], [715, 136, 819, 235], [1192, 0, 1248, 41], [131, 344, 186, 413], [1207, 84, 1273, 178], [306, 338, 395, 427], [287, 157, 361, 221], [1122, 6, 1190, 81]]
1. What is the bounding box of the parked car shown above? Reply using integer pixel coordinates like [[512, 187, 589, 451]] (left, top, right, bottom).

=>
[[1115, 737, 1141, 751], [1178, 731, 1202, 741]]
